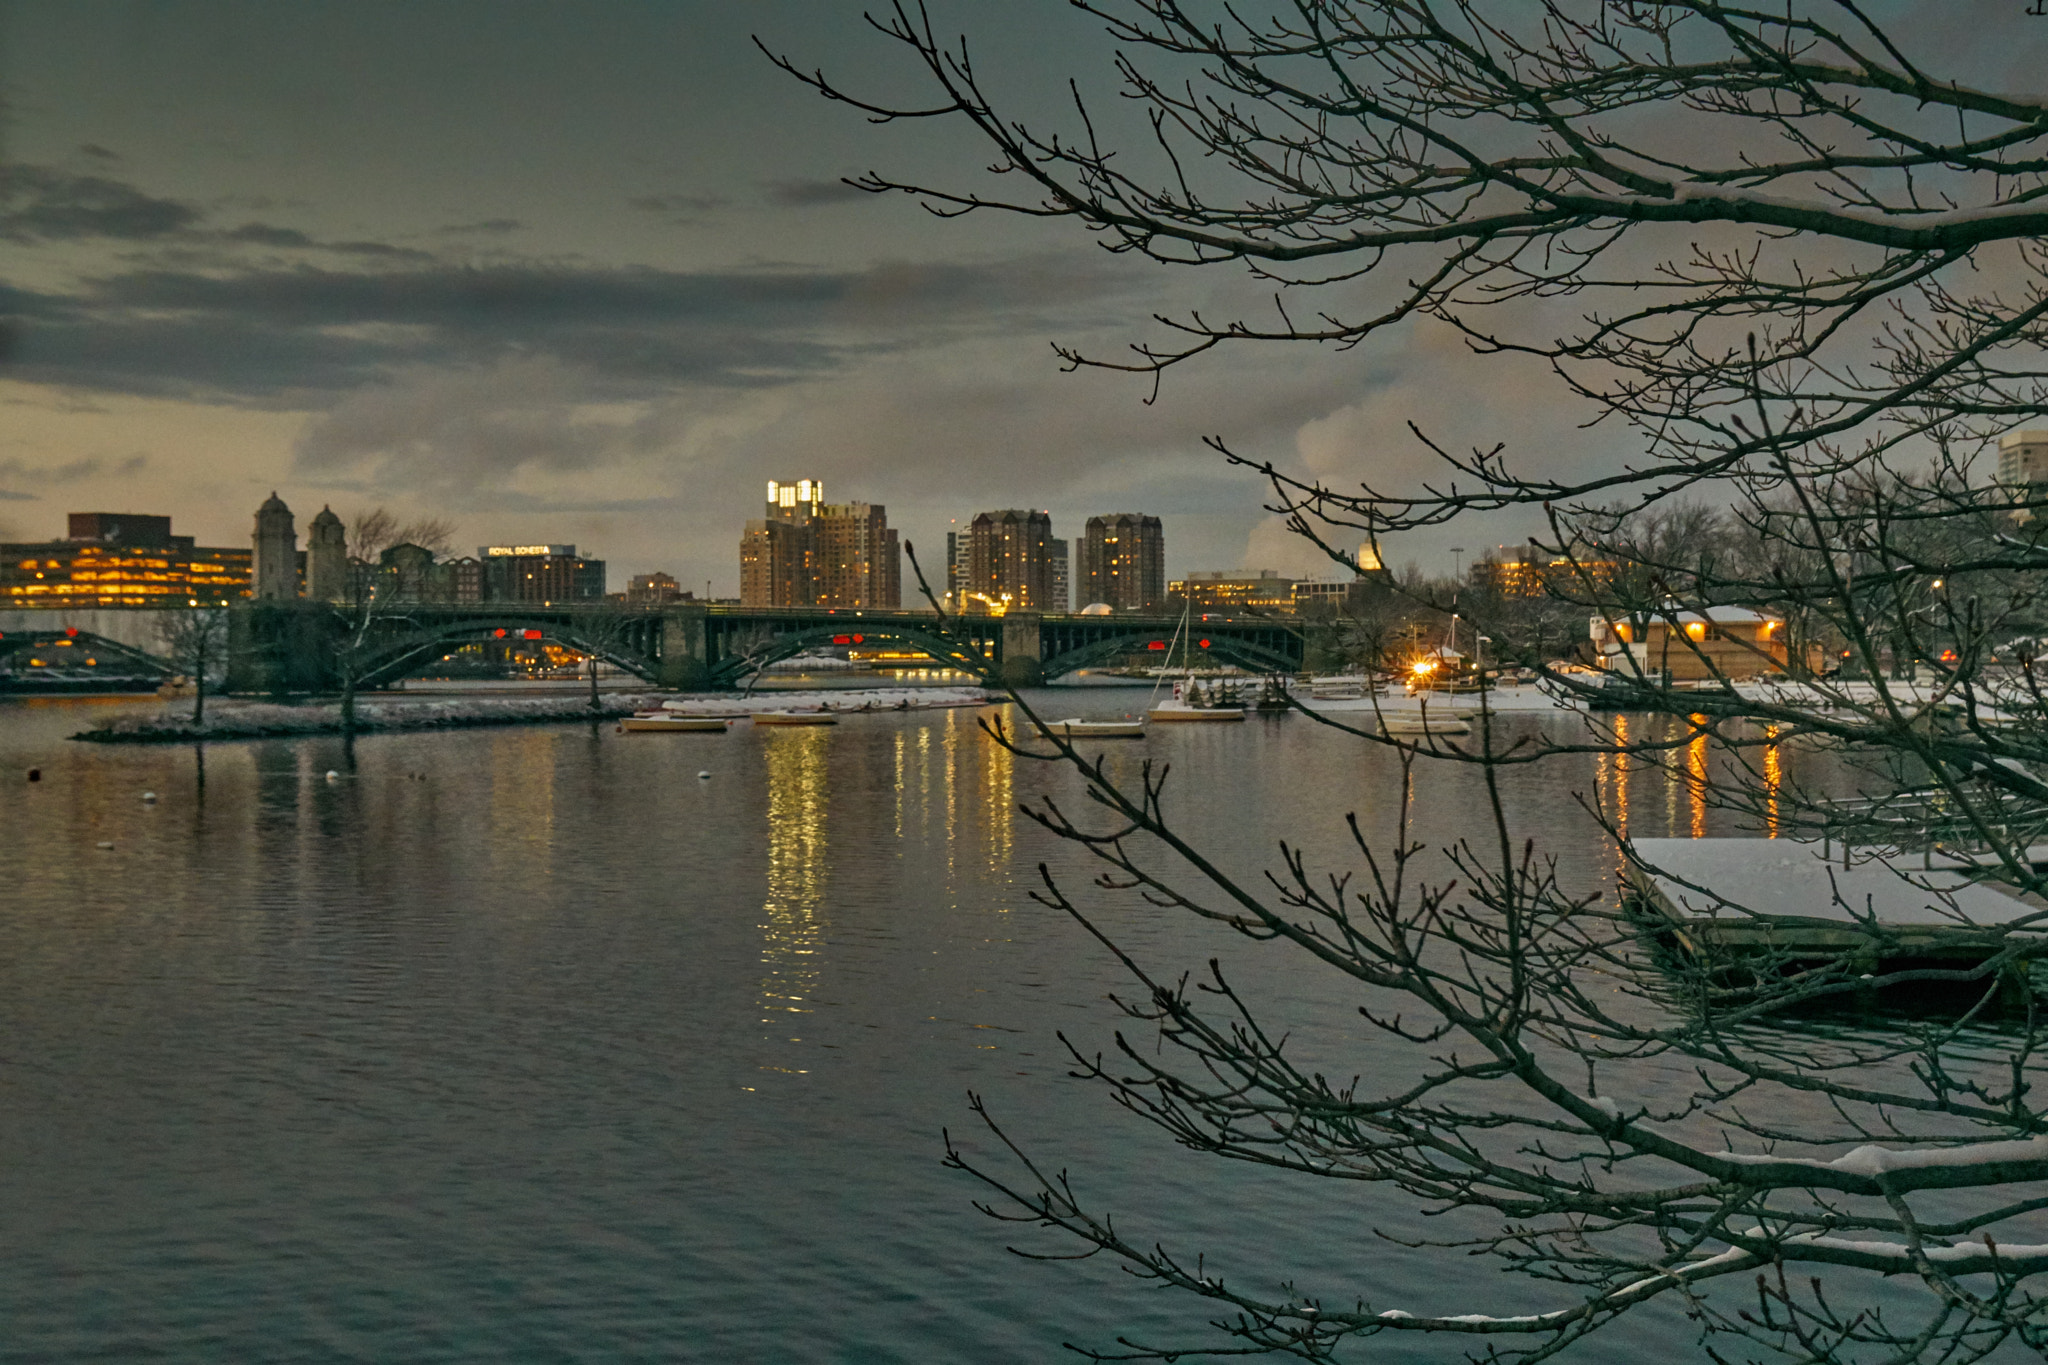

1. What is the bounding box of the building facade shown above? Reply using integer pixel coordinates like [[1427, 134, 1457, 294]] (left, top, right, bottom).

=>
[[1048, 539, 1069, 613], [1078, 513, 1165, 611], [811, 502, 900, 608], [739, 481, 900, 608], [478, 544, 607, 604], [1, 512, 252, 607], [966, 509, 1055, 611], [1170, 569, 1297, 613]]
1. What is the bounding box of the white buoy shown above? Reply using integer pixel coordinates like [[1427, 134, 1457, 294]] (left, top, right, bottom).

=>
[[142, 791, 157, 803], [95, 840, 114, 849], [325, 770, 340, 782], [698, 770, 712, 780]]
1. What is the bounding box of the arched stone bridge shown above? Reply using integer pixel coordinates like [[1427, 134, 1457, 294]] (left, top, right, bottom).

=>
[[226, 601, 1304, 692]]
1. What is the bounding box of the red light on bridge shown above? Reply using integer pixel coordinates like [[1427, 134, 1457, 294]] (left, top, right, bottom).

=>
[[64, 626, 78, 638], [1199, 639, 1211, 649], [1147, 641, 1166, 651], [853, 634, 864, 644], [494, 628, 508, 638], [832, 635, 852, 645], [523, 629, 544, 640]]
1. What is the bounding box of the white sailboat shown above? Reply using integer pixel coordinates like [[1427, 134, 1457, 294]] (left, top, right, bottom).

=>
[[1147, 602, 1245, 723]]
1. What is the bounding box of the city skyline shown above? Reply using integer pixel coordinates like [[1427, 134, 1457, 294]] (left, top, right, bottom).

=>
[[0, 2, 1598, 595]]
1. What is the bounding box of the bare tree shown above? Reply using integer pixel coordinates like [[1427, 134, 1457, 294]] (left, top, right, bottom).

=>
[[155, 607, 228, 726], [778, 5, 2048, 1360]]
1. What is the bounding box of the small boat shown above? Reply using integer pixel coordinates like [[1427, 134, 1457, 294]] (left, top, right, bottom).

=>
[[660, 701, 749, 717], [1380, 712, 1472, 736], [752, 710, 839, 726], [1147, 704, 1247, 723], [620, 714, 732, 733], [1037, 718, 1147, 738]]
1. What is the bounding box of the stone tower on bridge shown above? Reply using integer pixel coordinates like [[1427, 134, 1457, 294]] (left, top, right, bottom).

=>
[[307, 506, 347, 601], [252, 493, 298, 600]]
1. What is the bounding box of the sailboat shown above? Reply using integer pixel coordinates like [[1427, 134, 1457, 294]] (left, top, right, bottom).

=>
[[1035, 717, 1148, 738], [1148, 602, 1245, 723]]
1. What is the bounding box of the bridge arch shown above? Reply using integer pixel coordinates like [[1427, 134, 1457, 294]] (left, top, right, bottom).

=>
[[352, 610, 669, 688], [699, 618, 992, 687]]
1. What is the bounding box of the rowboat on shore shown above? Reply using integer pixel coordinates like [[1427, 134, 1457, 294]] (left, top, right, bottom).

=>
[[752, 711, 839, 726], [1037, 717, 1147, 738], [620, 714, 732, 733], [1147, 704, 1246, 723], [1380, 712, 1472, 736]]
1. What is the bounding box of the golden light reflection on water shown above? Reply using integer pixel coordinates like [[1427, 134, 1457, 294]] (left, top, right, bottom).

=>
[[1686, 714, 1709, 840], [1596, 714, 1630, 838], [758, 726, 829, 1054], [979, 710, 1014, 880], [1764, 723, 1782, 837], [487, 729, 557, 888]]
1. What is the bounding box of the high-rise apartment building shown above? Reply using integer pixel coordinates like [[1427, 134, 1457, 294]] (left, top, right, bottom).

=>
[[739, 481, 900, 607], [812, 502, 901, 608], [944, 520, 973, 607], [1079, 512, 1165, 611], [966, 509, 1055, 611], [1049, 539, 1070, 613]]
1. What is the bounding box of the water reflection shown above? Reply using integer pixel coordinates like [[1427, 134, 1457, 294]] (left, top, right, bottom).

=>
[[1685, 714, 1709, 840], [759, 726, 829, 1064], [486, 729, 559, 891], [1764, 723, 1783, 837]]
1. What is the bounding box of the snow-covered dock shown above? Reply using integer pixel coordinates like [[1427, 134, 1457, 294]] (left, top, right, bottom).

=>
[[72, 686, 990, 743], [1623, 838, 2045, 1009]]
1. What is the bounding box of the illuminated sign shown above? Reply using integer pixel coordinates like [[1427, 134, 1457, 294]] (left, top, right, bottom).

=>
[[482, 545, 573, 558]]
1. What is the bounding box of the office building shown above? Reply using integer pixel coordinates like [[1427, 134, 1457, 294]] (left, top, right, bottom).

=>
[[1049, 539, 1069, 613], [1, 511, 252, 607], [1170, 569, 1297, 613], [1079, 512, 1165, 611], [966, 509, 1055, 611], [478, 544, 606, 604], [625, 572, 690, 605]]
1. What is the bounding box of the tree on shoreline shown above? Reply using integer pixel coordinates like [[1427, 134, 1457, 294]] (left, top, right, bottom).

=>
[[781, 5, 2048, 1359]]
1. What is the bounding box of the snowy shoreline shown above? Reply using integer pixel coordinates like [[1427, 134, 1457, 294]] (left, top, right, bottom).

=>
[[71, 686, 991, 743]]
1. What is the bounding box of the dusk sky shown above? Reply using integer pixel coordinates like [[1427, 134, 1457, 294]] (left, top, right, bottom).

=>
[[0, 1, 1640, 592]]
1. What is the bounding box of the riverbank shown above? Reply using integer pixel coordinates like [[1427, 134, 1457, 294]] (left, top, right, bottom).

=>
[[71, 686, 991, 743]]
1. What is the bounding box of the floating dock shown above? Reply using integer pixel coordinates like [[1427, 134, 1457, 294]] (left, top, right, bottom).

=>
[[1622, 838, 2045, 1011]]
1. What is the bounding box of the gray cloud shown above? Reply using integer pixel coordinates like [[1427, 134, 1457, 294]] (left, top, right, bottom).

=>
[[764, 178, 870, 208], [0, 453, 150, 517], [0, 252, 1153, 404], [436, 218, 524, 235], [0, 164, 200, 243], [77, 144, 120, 162]]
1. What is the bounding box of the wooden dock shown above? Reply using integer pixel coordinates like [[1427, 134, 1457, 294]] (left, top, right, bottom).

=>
[[1622, 838, 2046, 1011]]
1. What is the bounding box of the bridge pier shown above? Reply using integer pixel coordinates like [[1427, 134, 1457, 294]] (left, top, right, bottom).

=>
[[997, 613, 1044, 688], [656, 608, 712, 690]]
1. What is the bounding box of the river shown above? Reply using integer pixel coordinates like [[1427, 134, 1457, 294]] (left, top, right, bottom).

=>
[[0, 691, 1894, 1362]]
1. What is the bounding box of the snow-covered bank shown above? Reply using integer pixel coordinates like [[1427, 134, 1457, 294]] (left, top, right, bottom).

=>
[[660, 687, 987, 714], [73, 686, 991, 742]]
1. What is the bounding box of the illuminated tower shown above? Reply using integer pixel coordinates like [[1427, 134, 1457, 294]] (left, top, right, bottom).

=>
[[251, 492, 298, 600]]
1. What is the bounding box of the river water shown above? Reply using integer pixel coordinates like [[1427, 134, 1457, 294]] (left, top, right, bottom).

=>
[[0, 692, 1914, 1362]]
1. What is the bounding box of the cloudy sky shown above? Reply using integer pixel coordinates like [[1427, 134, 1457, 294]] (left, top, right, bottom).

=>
[[0, 1, 1613, 591]]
